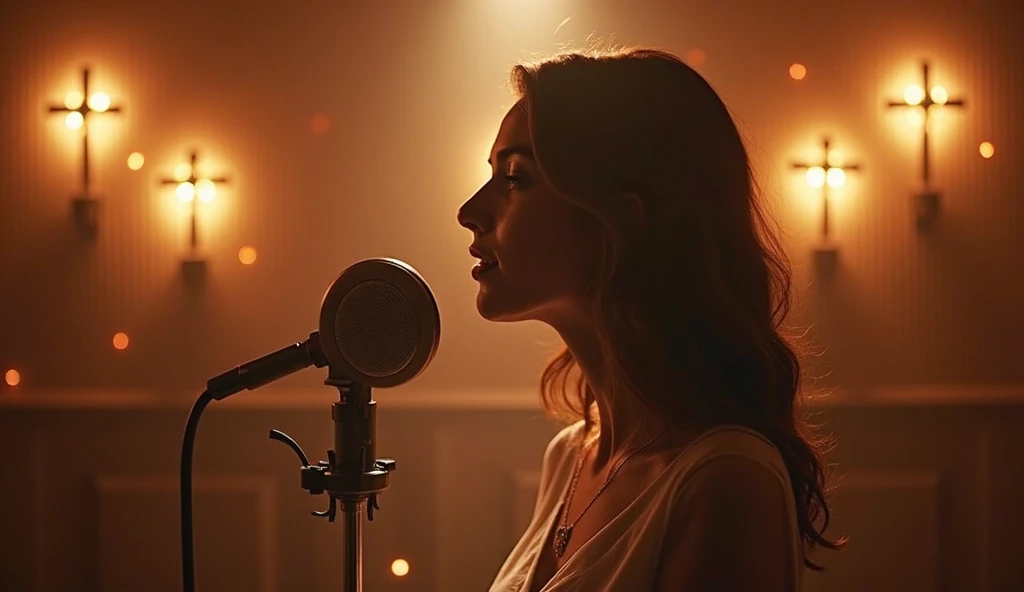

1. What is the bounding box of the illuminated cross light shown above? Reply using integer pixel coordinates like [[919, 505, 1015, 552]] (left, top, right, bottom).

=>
[[159, 150, 228, 262], [792, 136, 861, 249], [47, 67, 123, 236], [885, 60, 965, 229]]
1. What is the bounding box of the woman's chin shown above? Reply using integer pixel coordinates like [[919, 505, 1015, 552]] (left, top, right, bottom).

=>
[[475, 290, 525, 323]]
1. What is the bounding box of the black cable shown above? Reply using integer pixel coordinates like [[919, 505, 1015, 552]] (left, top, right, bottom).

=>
[[180, 390, 215, 592]]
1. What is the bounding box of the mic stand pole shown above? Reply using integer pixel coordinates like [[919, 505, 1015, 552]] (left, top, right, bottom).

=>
[[269, 377, 394, 592]]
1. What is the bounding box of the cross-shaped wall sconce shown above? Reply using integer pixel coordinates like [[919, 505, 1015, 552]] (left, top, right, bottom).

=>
[[886, 60, 965, 230], [47, 67, 123, 237], [159, 150, 228, 281], [792, 136, 861, 271]]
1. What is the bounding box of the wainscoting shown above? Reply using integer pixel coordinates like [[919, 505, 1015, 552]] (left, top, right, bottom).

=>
[[1, 385, 1022, 592]]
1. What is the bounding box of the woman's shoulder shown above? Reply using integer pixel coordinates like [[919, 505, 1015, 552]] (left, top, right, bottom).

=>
[[665, 424, 792, 491], [686, 424, 782, 458], [532, 419, 586, 497], [542, 419, 586, 466]]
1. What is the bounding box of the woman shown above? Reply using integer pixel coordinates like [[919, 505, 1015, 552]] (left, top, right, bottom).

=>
[[457, 47, 845, 592]]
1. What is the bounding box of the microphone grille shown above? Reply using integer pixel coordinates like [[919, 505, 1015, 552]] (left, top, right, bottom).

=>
[[334, 279, 419, 378]]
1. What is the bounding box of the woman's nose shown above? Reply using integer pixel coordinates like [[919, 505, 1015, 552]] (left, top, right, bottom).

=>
[[457, 205, 479, 232], [457, 188, 490, 233]]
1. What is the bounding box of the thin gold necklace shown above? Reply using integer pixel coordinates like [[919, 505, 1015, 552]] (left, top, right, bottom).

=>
[[552, 427, 667, 559]]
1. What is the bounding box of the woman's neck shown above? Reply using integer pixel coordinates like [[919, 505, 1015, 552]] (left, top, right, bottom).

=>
[[556, 324, 668, 471]]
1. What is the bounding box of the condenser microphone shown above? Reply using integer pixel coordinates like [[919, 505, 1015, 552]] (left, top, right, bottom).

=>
[[203, 257, 441, 399], [180, 257, 441, 592]]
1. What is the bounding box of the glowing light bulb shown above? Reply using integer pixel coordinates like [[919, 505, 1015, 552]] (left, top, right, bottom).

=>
[[65, 111, 84, 130], [903, 85, 925, 106], [904, 109, 925, 127], [789, 63, 806, 80], [238, 246, 258, 265], [391, 559, 410, 577], [127, 152, 145, 170], [174, 163, 193, 182], [87, 92, 111, 112], [826, 167, 846, 188], [930, 86, 948, 105], [195, 179, 217, 202], [64, 91, 83, 110], [805, 166, 826, 188], [176, 181, 196, 202], [979, 141, 995, 158], [4, 368, 20, 387], [112, 332, 130, 350]]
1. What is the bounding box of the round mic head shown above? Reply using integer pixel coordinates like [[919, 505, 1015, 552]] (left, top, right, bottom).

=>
[[317, 258, 441, 388]]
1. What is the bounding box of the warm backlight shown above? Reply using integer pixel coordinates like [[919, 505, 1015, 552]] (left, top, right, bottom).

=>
[[804, 166, 846, 189], [174, 163, 192, 182], [65, 111, 84, 130], [904, 110, 926, 127], [195, 179, 217, 202], [903, 85, 925, 106], [87, 92, 111, 112], [805, 166, 826, 188], [176, 181, 196, 202], [238, 246, 258, 265], [391, 559, 410, 577], [826, 168, 846, 188], [4, 369, 20, 387], [112, 332, 130, 350], [64, 91, 84, 110]]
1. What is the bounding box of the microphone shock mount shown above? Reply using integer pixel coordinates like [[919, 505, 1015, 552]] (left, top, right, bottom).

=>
[[269, 378, 394, 592]]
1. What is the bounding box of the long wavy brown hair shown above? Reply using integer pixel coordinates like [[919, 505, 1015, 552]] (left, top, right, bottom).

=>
[[511, 47, 846, 570]]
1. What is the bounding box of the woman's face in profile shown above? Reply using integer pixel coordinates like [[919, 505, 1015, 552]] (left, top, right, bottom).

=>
[[457, 102, 601, 328]]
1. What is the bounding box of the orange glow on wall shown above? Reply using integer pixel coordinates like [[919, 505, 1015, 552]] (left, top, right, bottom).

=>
[[789, 63, 807, 80], [127, 152, 145, 170], [685, 49, 706, 67], [238, 245, 258, 265], [390, 558, 410, 577], [4, 369, 20, 387], [112, 332, 130, 350], [310, 114, 331, 134]]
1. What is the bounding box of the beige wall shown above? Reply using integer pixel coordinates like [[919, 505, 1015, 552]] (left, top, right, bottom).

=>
[[1, 0, 1022, 395]]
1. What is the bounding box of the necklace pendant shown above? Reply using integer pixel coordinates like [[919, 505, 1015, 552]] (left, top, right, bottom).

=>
[[553, 525, 572, 559]]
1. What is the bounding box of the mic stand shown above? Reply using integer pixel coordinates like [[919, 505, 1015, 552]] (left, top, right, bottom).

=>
[[269, 378, 394, 592]]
